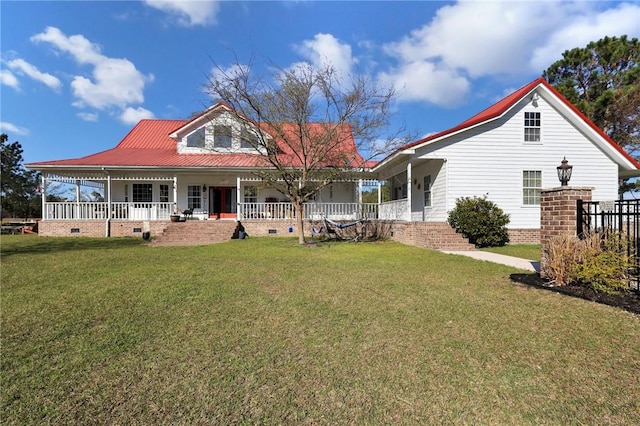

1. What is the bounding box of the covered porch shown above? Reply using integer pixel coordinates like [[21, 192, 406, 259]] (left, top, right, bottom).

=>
[[40, 172, 410, 224]]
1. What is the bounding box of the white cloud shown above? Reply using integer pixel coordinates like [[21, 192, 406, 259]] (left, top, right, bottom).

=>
[[119, 106, 155, 125], [380, 1, 640, 106], [378, 61, 470, 107], [0, 121, 29, 136], [530, 2, 640, 71], [7, 58, 62, 91], [1, 69, 19, 89], [144, 0, 221, 26], [77, 112, 99, 122], [294, 33, 356, 81], [31, 27, 154, 120]]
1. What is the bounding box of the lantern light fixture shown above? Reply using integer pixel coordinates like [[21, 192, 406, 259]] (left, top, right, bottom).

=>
[[557, 157, 573, 186]]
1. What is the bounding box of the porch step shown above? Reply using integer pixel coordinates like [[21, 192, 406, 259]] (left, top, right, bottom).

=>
[[149, 220, 237, 246]]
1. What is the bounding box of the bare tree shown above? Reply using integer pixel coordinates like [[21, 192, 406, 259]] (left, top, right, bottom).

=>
[[206, 60, 406, 244]]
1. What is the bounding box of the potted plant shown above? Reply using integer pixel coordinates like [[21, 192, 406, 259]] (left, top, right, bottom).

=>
[[170, 207, 182, 222]]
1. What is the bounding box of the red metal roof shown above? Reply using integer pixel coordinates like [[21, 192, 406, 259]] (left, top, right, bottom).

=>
[[27, 113, 366, 170], [389, 77, 640, 169]]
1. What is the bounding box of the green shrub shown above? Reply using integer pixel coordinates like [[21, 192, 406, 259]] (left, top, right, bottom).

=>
[[543, 231, 632, 294], [447, 195, 510, 247], [571, 231, 632, 294]]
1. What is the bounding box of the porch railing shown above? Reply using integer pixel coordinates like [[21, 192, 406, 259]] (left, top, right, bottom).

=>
[[239, 202, 295, 220], [238, 202, 379, 221], [304, 203, 378, 221], [43, 200, 406, 221], [44, 202, 173, 221], [379, 198, 410, 221]]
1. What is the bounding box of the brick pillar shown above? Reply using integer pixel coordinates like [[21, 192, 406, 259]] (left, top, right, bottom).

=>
[[539, 186, 592, 278]]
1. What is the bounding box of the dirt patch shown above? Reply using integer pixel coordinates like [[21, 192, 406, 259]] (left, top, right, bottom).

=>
[[511, 273, 640, 316]]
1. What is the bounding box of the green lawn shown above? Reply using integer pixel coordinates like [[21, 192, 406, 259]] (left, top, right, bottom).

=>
[[2, 236, 638, 424], [480, 244, 541, 261]]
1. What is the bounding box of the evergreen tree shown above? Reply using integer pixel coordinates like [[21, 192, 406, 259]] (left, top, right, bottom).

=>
[[1, 134, 41, 219]]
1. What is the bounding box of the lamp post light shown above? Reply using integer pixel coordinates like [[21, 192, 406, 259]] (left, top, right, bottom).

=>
[[557, 157, 573, 186]]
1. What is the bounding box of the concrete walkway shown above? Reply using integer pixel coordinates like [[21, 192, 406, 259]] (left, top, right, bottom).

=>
[[441, 250, 540, 273]]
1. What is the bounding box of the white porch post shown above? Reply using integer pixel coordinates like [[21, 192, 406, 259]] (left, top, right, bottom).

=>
[[172, 176, 178, 214], [377, 180, 382, 205], [406, 161, 412, 221], [236, 176, 241, 220], [358, 179, 363, 204], [106, 174, 112, 217], [75, 180, 81, 218], [106, 174, 112, 237], [41, 175, 47, 219]]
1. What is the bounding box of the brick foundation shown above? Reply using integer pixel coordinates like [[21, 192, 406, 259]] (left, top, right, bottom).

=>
[[39, 220, 168, 238], [508, 228, 540, 245], [387, 221, 476, 250]]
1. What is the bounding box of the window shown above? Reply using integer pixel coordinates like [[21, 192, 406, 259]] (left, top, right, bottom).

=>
[[132, 183, 152, 203], [523, 170, 542, 205], [159, 184, 169, 203], [214, 125, 232, 148], [524, 112, 541, 142], [244, 185, 257, 203], [240, 129, 257, 149], [186, 128, 205, 148], [187, 185, 202, 210], [423, 175, 432, 207]]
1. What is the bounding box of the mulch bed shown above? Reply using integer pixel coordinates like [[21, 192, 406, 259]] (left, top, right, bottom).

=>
[[510, 273, 640, 316]]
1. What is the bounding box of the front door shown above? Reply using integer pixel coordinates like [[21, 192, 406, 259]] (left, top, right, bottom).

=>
[[208, 187, 236, 219]]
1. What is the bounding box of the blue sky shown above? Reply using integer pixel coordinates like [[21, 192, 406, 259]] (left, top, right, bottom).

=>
[[2, 1, 639, 165]]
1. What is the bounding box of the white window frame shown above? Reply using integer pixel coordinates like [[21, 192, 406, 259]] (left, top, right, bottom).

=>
[[423, 175, 432, 208], [524, 112, 541, 143], [159, 184, 169, 203], [186, 128, 206, 148], [244, 185, 257, 203], [187, 185, 202, 210], [214, 125, 232, 148], [522, 170, 542, 205], [132, 183, 152, 203]]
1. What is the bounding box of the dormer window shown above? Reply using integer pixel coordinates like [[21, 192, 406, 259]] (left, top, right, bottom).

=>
[[524, 112, 541, 142], [186, 128, 205, 148], [214, 125, 232, 148], [241, 128, 258, 149]]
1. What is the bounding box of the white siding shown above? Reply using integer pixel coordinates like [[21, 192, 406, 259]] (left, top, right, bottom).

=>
[[408, 95, 619, 228]]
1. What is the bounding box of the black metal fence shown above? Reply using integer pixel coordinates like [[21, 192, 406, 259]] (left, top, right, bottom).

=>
[[577, 199, 640, 291]]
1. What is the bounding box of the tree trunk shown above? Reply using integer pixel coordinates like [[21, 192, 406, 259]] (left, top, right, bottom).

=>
[[294, 200, 305, 244]]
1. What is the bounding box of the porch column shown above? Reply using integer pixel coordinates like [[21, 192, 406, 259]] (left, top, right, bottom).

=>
[[76, 180, 81, 218], [377, 181, 382, 205], [41, 175, 47, 219], [406, 161, 412, 220], [106, 174, 112, 237], [358, 179, 363, 204], [236, 176, 241, 220], [106, 175, 112, 217], [172, 176, 178, 214]]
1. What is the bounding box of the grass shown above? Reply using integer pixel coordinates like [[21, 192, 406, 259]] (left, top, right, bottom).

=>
[[480, 244, 541, 261], [2, 235, 638, 424]]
